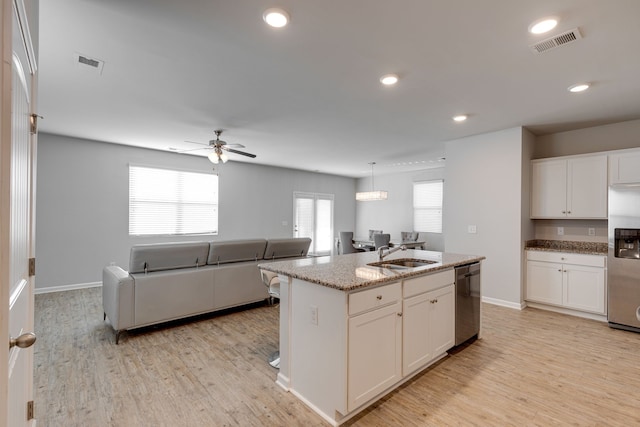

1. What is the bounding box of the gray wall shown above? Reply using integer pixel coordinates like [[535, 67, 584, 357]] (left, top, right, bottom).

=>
[[533, 118, 640, 159], [444, 127, 534, 308], [355, 167, 445, 251], [35, 133, 356, 289]]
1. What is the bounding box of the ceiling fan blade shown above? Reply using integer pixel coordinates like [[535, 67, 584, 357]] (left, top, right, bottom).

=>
[[184, 140, 209, 146], [224, 143, 245, 148], [223, 147, 257, 158], [176, 146, 212, 153]]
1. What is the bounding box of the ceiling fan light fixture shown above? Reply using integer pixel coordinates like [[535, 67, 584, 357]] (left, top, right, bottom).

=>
[[453, 114, 468, 122], [208, 151, 220, 164], [263, 8, 289, 28], [220, 152, 229, 163]]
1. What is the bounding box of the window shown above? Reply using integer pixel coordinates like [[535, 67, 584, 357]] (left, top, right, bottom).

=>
[[129, 165, 218, 236], [413, 180, 443, 233], [294, 192, 334, 255]]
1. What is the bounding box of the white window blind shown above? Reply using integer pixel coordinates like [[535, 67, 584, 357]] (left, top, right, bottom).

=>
[[129, 165, 218, 236], [413, 180, 443, 233]]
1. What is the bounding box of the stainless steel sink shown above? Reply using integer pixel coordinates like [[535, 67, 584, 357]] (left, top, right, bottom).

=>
[[367, 258, 437, 269]]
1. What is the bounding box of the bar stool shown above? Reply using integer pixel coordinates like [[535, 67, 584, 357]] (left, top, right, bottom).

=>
[[261, 270, 280, 368]]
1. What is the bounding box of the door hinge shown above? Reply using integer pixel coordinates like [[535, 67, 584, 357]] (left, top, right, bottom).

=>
[[29, 258, 36, 276], [27, 400, 34, 420], [30, 114, 43, 134]]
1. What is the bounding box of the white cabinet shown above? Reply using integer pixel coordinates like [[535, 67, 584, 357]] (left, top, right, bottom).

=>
[[285, 268, 461, 423], [526, 260, 563, 305], [609, 150, 640, 184], [526, 251, 606, 315], [531, 155, 607, 219], [347, 270, 456, 411], [347, 282, 402, 411], [402, 269, 455, 376], [403, 283, 454, 376]]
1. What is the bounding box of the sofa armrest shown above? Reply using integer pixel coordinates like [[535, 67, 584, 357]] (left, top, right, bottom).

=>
[[102, 265, 135, 332]]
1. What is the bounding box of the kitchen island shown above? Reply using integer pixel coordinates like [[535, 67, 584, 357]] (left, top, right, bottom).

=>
[[259, 249, 484, 426]]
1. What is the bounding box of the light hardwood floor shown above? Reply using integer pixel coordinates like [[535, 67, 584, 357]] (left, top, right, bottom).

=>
[[35, 288, 640, 426]]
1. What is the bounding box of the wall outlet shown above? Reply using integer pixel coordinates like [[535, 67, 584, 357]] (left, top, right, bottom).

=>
[[310, 305, 318, 325], [467, 225, 477, 234], [557, 227, 564, 236], [588, 228, 596, 236]]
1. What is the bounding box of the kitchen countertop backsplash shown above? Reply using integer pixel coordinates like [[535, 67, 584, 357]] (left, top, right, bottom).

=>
[[525, 239, 607, 256]]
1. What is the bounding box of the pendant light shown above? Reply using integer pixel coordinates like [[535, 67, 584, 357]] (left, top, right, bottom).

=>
[[356, 162, 388, 201]]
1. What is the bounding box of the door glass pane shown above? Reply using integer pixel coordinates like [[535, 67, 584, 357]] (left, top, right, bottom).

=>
[[315, 199, 333, 253], [295, 197, 314, 239]]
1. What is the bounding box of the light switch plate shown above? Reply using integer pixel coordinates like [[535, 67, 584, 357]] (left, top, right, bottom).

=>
[[468, 225, 477, 234], [557, 227, 564, 236], [588, 228, 596, 236]]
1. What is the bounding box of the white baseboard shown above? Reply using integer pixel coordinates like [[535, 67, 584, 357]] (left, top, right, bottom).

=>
[[524, 301, 607, 322], [35, 281, 102, 295], [481, 296, 525, 310]]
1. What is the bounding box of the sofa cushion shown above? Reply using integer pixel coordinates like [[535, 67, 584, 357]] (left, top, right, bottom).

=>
[[207, 239, 268, 264], [129, 241, 210, 273], [263, 238, 312, 259]]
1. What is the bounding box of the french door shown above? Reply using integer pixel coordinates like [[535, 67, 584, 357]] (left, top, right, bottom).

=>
[[2, 1, 38, 426], [293, 192, 333, 256]]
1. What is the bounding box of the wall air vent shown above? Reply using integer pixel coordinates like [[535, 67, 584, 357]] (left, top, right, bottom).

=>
[[73, 52, 105, 74], [529, 28, 582, 54]]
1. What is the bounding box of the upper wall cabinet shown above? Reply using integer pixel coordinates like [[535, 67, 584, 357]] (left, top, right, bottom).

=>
[[609, 150, 640, 184], [531, 155, 608, 219]]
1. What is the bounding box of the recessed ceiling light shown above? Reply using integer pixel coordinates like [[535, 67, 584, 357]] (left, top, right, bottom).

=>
[[263, 8, 290, 28], [568, 83, 590, 93], [380, 74, 399, 85], [453, 115, 468, 122], [528, 17, 558, 34]]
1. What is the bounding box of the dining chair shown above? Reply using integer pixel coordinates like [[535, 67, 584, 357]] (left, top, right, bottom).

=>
[[339, 231, 365, 254], [401, 231, 420, 242], [368, 229, 383, 240], [373, 233, 391, 250]]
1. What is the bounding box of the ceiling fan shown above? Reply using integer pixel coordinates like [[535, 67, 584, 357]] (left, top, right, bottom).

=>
[[182, 129, 256, 164]]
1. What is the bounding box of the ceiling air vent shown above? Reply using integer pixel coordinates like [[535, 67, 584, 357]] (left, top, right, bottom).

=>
[[529, 28, 582, 54], [73, 53, 105, 74]]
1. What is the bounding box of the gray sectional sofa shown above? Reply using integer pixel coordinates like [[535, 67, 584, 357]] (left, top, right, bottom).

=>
[[102, 237, 311, 343]]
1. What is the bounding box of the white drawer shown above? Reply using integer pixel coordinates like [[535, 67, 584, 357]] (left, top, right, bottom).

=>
[[403, 269, 454, 298], [348, 281, 401, 316], [526, 250, 605, 268]]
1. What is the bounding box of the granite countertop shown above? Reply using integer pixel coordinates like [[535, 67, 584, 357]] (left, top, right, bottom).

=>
[[525, 239, 607, 256], [258, 249, 485, 291]]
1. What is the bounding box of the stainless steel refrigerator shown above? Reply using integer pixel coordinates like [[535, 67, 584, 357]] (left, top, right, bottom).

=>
[[608, 184, 640, 332]]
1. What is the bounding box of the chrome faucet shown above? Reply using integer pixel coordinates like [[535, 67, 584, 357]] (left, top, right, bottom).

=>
[[378, 245, 407, 261]]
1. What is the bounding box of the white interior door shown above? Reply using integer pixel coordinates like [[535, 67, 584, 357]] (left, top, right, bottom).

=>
[[2, 1, 38, 426]]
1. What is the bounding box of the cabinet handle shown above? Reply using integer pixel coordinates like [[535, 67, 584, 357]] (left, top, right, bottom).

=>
[[376, 295, 382, 300], [397, 312, 403, 317], [430, 299, 438, 304], [562, 210, 566, 214], [567, 211, 571, 214], [558, 269, 562, 272]]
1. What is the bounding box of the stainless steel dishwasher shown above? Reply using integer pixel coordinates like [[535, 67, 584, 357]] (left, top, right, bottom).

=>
[[454, 262, 481, 345]]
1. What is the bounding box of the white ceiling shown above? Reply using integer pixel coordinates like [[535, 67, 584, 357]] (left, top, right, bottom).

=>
[[38, 0, 640, 177]]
